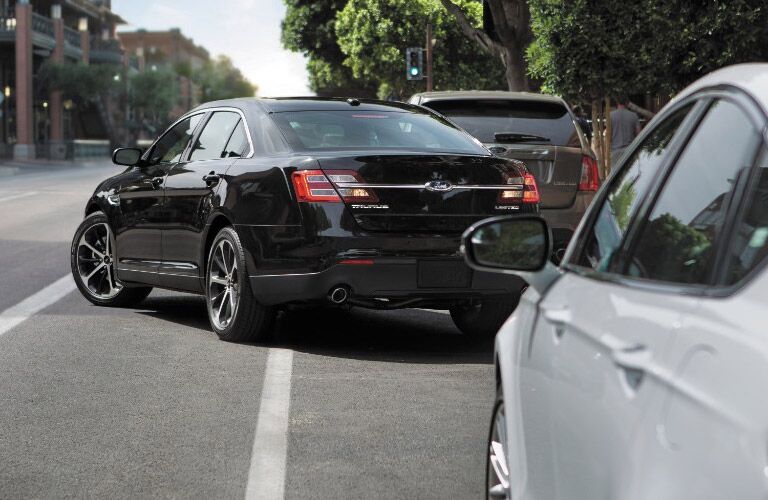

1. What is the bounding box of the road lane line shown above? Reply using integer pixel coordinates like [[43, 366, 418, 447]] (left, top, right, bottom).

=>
[[0, 275, 76, 337], [0, 191, 38, 203], [245, 348, 294, 500]]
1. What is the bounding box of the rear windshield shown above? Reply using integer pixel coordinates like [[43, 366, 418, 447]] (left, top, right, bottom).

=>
[[269, 110, 488, 155], [425, 99, 580, 147]]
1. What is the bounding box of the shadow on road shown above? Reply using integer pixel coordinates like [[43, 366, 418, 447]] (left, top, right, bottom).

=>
[[136, 294, 494, 365], [276, 307, 494, 365]]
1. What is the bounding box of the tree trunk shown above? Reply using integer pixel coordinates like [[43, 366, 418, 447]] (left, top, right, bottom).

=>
[[604, 96, 612, 177], [501, 45, 529, 91], [439, 0, 532, 91]]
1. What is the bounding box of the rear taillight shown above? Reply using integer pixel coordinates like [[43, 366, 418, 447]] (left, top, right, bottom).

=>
[[291, 169, 378, 203], [522, 173, 540, 203], [326, 170, 378, 203], [579, 155, 599, 192], [292, 170, 341, 202], [497, 171, 540, 205]]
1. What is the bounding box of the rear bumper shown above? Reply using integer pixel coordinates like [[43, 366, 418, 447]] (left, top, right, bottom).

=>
[[541, 191, 595, 248], [249, 258, 525, 307]]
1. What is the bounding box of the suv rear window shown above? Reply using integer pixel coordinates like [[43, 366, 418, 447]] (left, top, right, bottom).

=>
[[425, 99, 579, 147], [269, 110, 488, 155]]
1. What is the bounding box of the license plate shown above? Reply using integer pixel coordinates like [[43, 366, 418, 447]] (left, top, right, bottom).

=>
[[417, 260, 472, 288]]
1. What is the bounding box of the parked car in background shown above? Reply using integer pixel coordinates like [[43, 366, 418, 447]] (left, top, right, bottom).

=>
[[462, 64, 768, 500], [70, 98, 540, 341], [410, 91, 598, 259]]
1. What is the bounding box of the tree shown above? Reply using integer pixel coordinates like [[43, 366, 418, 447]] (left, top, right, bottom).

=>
[[336, 0, 507, 99], [282, 0, 378, 97], [194, 55, 257, 101], [526, 0, 768, 178], [439, 0, 532, 91], [129, 68, 178, 136], [38, 61, 123, 146]]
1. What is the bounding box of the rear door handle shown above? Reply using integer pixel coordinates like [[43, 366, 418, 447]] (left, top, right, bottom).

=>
[[608, 340, 651, 392]]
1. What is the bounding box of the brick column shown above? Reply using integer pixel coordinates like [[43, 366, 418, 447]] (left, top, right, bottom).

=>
[[49, 4, 66, 160], [13, 0, 34, 159]]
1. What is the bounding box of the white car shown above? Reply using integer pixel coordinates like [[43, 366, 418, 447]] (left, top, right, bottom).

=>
[[462, 64, 768, 500]]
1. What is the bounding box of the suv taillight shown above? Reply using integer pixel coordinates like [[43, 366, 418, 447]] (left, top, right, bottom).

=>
[[291, 169, 378, 203], [497, 172, 540, 204], [579, 156, 599, 192]]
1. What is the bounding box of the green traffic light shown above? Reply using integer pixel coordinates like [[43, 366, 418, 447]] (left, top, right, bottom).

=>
[[410, 67, 419, 76]]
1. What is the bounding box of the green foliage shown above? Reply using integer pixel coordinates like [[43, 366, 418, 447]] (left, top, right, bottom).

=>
[[335, 0, 506, 99], [282, 0, 377, 96], [129, 68, 178, 134], [39, 62, 120, 103], [527, 0, 768, 102], [194, 55, 256, 101]]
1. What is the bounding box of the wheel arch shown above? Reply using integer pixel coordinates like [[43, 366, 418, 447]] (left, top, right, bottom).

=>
[[201, 213, 234, 273]]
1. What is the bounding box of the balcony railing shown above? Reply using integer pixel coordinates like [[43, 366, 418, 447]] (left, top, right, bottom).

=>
[[31, 12, 54, 38], [90, 36, 122, 63], [64, 26, 81, 48]]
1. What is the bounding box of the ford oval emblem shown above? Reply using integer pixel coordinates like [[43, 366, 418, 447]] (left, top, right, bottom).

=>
[[424, 180, 454, 192]]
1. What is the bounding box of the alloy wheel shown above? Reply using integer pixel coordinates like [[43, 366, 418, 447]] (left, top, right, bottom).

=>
[[207, 239, 239, 330], [488, 402, 510, 499], [76, 222, 122, 299]]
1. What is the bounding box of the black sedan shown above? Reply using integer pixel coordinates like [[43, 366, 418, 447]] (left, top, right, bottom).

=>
[[70, 98, 539, 342]]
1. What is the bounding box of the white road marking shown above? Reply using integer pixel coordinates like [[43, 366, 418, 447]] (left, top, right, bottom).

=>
[[0, 275, 76, 337], [0, 191, 38, 203], [245, 348, 294, 500]]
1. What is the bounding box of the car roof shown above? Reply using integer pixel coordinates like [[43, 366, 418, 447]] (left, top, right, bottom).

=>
[[411, 90, 566, 104], [672, 63, 768, 116], [191, 97, 420, 114]]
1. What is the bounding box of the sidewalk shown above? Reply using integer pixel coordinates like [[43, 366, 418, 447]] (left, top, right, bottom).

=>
[[0, 158, 111, 177]]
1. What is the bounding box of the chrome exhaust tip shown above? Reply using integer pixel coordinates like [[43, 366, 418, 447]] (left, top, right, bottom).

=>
[[328, 286, 349, 305]]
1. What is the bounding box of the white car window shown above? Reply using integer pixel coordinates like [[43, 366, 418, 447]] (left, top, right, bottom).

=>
[[575, 105, 693, 272], [626, 99, 761, 285], [724, 148, 768, 284]]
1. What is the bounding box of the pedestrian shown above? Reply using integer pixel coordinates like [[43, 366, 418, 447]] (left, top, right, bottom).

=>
[[572, 104, 592, 142], [610, 98, 640, 164]]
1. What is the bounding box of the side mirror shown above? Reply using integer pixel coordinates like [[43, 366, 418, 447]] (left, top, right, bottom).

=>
[[461, 215, 551, 272], [112, 147, 143, 167]]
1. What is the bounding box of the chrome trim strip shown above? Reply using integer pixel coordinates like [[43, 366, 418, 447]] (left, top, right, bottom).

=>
[[335, 183, 524, 190], [117, 267, 200, 279]]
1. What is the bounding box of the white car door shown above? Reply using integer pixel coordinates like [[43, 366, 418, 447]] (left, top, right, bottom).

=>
[[517, 102, 701, 500], [627, 98, 768, 499]]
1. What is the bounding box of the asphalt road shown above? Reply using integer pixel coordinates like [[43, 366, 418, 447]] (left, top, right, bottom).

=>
[[0, 162, 494, 499]]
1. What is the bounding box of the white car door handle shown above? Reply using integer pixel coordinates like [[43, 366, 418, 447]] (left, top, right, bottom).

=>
[[611, 344, 651, 370], [542, 307, 571, 325]]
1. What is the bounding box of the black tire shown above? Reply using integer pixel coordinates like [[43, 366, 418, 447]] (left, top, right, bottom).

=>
[[450, 294, 520, 338], [70, 212, 152, 307], [205, 226, 274, 342], [486, 388, 508, 499]]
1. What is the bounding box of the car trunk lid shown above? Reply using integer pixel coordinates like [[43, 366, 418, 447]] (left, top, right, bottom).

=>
[[316, 153, 530, 232]]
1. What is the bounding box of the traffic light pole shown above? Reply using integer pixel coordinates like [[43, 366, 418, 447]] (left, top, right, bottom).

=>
[[426, 23, 433, 92]]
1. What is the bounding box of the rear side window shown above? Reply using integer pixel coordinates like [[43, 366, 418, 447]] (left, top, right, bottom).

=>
[[575, 105, 693, 272], [723, 148, 768, 284], [626, 99, 761, 285], [425, 99, 578, 147], [223, 121, 249, 158], [190, 111, 242, 161], [269, 110, 487, 155]]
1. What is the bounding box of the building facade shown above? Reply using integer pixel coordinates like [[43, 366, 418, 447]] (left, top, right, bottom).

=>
[[118, 29, 209, 115], [0, 0, 125, 159]]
